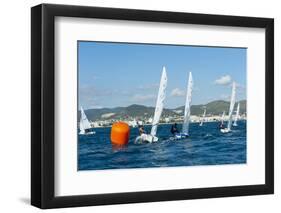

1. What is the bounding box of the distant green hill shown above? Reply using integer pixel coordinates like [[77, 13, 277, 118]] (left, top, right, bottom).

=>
[[81, 100, 246, 121], [176, 100, 246, 116], [83, 104, 176, 121]]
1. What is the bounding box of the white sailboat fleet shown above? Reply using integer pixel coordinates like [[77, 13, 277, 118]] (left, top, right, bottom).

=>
[[220, 82, 236, 133], [79, 107, 95, 135], [199, 108, 206, 126], [80, 66, 243, 142], [135, 66, 168, 143], [135, 69, 193, 142]]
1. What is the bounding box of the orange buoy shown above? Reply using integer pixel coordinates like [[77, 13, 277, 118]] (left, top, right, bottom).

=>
[[110, 122, 130, 146]]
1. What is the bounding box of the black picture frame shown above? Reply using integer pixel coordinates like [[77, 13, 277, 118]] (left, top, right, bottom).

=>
[[31, 3, 274, 209]]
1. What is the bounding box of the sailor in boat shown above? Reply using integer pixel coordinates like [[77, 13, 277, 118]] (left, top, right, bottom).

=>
[[138, 123, 146, 135], [135, 123, 149, 143], [84, 128, 92, 134], [170, 123, 180, 135], [174, 130, 189, 139], [135, 121, 159, 143], [219, 122, 225, 129]]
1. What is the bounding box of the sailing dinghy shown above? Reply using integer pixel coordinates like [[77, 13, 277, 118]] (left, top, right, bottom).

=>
[[79, 107, 95, 135], [174, 72, 193, 139], [135, 67, 167, 143], [220, 82, 236, 133], [129, 119, 138, 128], [199, 108, 206, 126], [233, 102, 240, 126]]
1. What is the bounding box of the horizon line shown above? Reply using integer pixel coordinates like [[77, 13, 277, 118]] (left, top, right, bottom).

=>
[[82, 99, 247, 110]]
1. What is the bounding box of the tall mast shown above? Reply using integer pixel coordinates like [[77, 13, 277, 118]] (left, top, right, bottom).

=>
[[182, 72, 193, 134]]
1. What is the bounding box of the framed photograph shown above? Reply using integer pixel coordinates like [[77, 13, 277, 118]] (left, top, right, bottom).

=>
[[31, 4, 274, 209]]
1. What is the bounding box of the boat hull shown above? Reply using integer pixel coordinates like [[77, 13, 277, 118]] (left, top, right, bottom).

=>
[[220, 128, 231, 133], [79, 130, 95, 135], [135, 134, 158, 143], [175, 132, 189, 139]]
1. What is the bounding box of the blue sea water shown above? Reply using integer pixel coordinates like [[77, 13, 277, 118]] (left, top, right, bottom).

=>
[[78, 121, 246, 171]]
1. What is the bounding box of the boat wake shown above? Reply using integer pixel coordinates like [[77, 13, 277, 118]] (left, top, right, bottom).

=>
[[203, 133, 214, 138]]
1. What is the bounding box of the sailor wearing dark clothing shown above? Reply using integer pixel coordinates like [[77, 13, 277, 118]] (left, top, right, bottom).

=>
[[170, 123, 179, 135], [219, 123, 225, 129], [138, 124, 146, 135]]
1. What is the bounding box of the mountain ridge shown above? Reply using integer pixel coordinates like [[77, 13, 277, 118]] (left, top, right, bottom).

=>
[[81, 100, 246, 121]]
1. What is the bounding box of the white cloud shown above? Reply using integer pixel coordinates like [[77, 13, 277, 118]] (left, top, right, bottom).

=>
[[79, 86, 117, 109], [236, 83, 246, 90], [214, 75, 232, 85], [101, 113, 115, 118], [79, 86, 114, 97], [171, 88, 185, 97], [131, 94, 155, 102], [220, 94, 230, 100], [88, 105, 104, 109], [137, 83, 159, 90]]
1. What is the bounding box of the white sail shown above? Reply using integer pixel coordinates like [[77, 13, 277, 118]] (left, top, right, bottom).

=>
[[233, 102, 240, 126], [227, 82, 236, 130], [79, 117, 85, 134], [129, 119, 138, 128], [199, 108, 206, 126], [182, 72, 193, 134], [221, 111, 225, 125], [150, 67, 168, 136], [79, 106, 91, 134]]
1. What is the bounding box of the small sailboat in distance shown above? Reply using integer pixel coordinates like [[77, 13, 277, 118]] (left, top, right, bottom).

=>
[[129, 119, 138, 128], [221, 82, 236, 133], [135, 66, 168, 143], [175, 72, 193, 139], [233, 102, 240, 126], [199, 107, 206, 126], [79, 107, 95, 135]]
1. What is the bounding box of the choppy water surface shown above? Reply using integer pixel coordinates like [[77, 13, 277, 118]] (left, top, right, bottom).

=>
[[78, 121, 246, 170]]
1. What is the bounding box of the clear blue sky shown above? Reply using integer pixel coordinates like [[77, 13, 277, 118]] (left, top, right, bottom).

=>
[[78, 41, 246, 109]]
